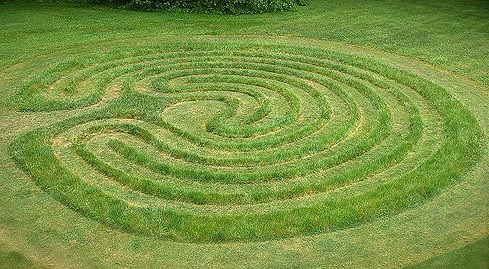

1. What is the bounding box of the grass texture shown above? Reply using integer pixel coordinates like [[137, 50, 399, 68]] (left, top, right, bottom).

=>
[[406, 235, 489, 269], [8, 36, 485, 242], [0, 244, 45, 269], [0, 0, 488, 268]]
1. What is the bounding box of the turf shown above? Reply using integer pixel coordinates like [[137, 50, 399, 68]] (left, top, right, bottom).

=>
[[0, 0, 488, 268], [406, 235, 489, 269], [0, 244, 45, 269]]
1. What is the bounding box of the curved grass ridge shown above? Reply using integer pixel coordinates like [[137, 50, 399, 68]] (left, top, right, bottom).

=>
[[9, 37, 484, 242]]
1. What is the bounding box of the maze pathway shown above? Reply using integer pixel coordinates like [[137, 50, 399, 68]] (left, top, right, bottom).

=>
[[3, 35, 488, 267]]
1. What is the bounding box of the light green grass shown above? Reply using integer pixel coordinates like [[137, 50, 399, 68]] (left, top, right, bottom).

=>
[[0, 0, 488, 268]]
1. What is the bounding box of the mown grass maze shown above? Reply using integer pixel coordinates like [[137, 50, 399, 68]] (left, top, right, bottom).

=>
[[8, 36, 485, 244]]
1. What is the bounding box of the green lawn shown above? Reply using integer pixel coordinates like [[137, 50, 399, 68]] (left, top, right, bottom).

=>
[[406, 235, 489, 269], [0, 0, 488, 268]]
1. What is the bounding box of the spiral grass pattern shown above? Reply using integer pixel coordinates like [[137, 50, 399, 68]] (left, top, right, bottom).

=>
[[8, 36, 485, 243]]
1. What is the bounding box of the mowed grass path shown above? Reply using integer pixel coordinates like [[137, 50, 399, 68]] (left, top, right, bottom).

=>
[[0, 1, 488, 268]]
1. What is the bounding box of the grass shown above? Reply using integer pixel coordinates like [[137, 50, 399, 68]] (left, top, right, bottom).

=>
[[0, 0, 488, 268], [0, 244, 45, 269], [406, 235, 489, 269]]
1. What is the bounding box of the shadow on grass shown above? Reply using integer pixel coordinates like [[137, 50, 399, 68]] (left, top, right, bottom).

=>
[[406, 235, 489, 269], [0, 244, 45, 269]]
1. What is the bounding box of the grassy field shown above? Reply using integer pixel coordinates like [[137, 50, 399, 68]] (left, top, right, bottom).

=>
[[407, 235, 489, 269], [0, 0, 488, 268]]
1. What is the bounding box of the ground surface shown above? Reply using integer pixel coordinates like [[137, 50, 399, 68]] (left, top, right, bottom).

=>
[[0, 0, 488, 268]]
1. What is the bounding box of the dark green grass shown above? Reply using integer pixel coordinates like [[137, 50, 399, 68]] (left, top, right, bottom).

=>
[[0, 244, 44, 269], [405, 235, 489, 269]]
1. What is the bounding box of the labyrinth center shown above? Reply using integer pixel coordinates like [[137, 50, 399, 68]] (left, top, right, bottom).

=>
[[10, 37, 484, 243]]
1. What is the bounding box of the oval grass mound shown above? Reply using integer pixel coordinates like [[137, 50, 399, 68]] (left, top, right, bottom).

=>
[[9, 36, 485, 243]]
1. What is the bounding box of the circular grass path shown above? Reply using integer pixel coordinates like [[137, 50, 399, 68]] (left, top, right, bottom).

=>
[[1, 35, 488, 267]]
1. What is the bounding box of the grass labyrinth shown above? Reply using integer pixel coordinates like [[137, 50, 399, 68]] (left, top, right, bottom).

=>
[[8, 36, 485, 243]]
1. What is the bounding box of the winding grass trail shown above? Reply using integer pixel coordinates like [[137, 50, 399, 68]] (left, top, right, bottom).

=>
[[1, 1, 488, 268]]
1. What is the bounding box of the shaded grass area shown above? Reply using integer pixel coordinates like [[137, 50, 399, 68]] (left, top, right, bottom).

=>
[[406, 235, 489, 269], [0, 244, 44, 269]]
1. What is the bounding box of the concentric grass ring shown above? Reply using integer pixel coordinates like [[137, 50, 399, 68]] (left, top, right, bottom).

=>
[[9, 36, 484, 243]]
